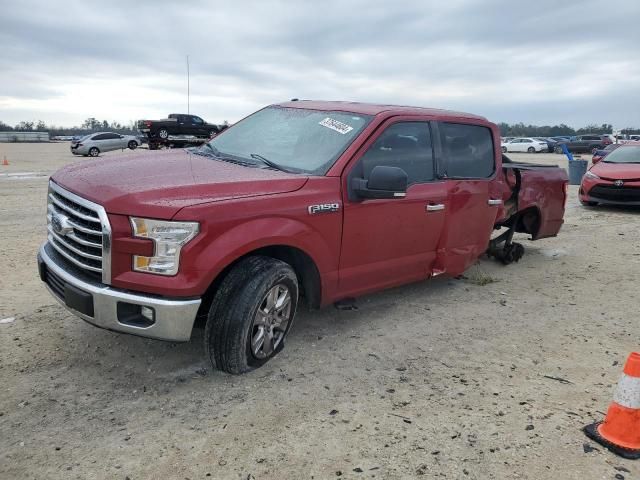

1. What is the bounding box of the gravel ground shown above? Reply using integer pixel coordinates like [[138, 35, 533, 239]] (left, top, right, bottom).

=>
[[1, 142, 639, 480]]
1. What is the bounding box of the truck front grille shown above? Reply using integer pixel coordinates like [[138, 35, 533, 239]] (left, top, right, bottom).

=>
[[46, 182, 111, 282]]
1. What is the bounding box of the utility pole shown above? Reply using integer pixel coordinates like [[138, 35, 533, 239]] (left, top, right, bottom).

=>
[[187, 55, 190, 114]]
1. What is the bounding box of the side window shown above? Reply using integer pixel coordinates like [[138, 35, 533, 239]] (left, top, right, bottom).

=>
[[92, 133, 109, 140], [356, 122, 434, 185], [192, 116, 203, 124], [440, 122, 495, 178], [105, 133, 119, 140]]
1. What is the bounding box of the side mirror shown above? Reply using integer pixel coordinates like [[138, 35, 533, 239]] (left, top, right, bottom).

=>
[[352, 165, 408, 199]]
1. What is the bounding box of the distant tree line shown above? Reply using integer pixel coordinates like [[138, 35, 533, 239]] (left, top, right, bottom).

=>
[[0, 118, 138, 136], [498, 122, 640, 137]]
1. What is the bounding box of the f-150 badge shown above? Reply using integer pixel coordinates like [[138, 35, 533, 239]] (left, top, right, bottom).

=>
[[308, 203, 340, 215]]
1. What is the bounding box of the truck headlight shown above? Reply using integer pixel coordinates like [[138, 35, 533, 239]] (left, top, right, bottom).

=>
[[130, 218, 199, 276], [584, 170, 600, 180]]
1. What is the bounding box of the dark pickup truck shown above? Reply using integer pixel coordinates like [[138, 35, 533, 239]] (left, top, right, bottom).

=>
[[137, 113, 222, 140], [38, 101, 568, 374], [555, 134, 612, 154]]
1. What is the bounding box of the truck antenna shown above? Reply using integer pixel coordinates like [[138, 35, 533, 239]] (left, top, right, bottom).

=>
[[186, 55, 190, 114]]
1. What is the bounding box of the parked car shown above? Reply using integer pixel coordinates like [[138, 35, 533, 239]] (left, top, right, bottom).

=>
[[555, 134, 612, 154], [580, 144, 640, 206], [38, 100, 568, 374], [549, 136, 571, 142], [592, 143, 623, 164], [533, 137, 557, 153], [137, 114, 221, 140], [70, 132, 140, 157], [501, 137, 548, 153]]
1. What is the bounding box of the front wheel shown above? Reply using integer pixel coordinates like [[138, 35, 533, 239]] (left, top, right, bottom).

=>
[[88, 147, 99, 157], [128, 140, 138, 150], [554, 146, 563, 154], [501, 146, 507, 153], [527, 146, 535, 153], [204, 256, 298, 374]]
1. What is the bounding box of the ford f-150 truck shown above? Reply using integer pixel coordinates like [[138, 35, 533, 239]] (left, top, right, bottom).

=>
[[38, 101, 568, 374]]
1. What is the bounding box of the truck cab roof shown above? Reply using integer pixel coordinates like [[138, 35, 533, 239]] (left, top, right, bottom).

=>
[[277, 100, 487, 122]]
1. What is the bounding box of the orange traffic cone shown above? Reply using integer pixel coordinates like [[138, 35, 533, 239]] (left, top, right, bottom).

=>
[[2, 156, 8, 166], [584, 352, 640, 459]]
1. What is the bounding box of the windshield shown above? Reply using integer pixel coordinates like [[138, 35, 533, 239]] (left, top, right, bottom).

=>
[[603, 146, 640, 163], [207, 106, 372, 174]]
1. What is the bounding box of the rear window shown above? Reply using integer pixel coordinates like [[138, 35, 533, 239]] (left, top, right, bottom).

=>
[[440, 123, 495, 178]]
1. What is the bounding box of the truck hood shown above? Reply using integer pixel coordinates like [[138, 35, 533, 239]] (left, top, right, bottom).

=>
[[591, 161, 640, 181], [51, 149, 308, 218]]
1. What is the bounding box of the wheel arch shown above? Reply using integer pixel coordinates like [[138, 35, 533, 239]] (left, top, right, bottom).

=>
[[513, 205, 542, 238], [195, 243, 322, 326]]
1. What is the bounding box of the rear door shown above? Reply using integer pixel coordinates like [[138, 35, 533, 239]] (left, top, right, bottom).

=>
[[339, 119, 448, 297], [90, 133, 112, 151], [175, 115, 187, 135], [436, 121, 501, 276]]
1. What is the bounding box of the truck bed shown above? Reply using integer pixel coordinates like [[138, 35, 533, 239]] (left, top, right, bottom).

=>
[[499, 155, 568, 240]]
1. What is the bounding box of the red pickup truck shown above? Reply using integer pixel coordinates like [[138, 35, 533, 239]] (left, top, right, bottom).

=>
[[38, 101, 568, 374]]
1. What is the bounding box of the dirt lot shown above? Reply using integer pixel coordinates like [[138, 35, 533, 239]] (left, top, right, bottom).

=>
[[1, 142, 639, 480]]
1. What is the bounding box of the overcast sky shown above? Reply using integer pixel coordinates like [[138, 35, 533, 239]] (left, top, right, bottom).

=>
[[1, 0, 639, 129]]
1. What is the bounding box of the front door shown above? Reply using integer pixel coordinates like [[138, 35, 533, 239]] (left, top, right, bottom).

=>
[[339, 119, 448, 298], [436, 121, 502, 276]]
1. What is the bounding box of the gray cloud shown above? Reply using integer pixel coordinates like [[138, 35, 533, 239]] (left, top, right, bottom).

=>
[[1, 0, 639, 128]]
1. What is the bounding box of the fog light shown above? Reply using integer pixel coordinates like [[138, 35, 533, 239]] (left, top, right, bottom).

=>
[[117, 302, 155, 328], [141, 306, 155, 321]]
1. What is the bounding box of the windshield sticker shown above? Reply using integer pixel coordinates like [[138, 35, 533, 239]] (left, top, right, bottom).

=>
[[319, 117, 354, 135]]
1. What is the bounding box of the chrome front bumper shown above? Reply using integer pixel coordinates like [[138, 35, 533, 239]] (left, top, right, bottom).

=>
[[38, 243, 201, 341]]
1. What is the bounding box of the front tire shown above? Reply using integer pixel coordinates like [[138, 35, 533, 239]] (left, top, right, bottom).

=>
[[204, 256, 299, 374], [527, 147, 535, 153], [88, 147, 99, 157], [128, 140, 138, 150], [501, 146, 507, 153]]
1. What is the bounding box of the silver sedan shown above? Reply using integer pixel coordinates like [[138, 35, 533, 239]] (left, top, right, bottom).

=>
[[70, 132, 141, 157]]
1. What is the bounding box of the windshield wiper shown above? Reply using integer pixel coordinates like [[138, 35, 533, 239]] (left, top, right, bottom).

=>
[[190, 144, 255, 167], [203, 143, 222, 156], [249, 153, 293, 173]]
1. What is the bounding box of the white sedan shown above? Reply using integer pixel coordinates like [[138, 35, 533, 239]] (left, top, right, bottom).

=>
[[501, 137, 547, 153]]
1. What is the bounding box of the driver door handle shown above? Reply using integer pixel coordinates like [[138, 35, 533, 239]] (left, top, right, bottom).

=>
[[426, 203, 445, 212], [488, 199, 503, 206]]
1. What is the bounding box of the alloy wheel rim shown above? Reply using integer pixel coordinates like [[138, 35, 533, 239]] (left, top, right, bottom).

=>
[[250, 284, 292, 359]]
